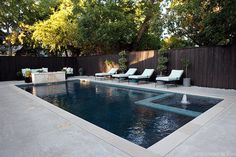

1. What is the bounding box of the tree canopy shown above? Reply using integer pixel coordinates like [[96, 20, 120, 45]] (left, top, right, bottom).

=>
[[32, 0, 79, 55], [0, 0, 235, 56], [166, 0, 236, 46], [0, 0, 58, 55]]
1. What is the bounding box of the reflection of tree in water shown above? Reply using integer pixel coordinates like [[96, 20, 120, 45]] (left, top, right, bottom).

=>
[[153, 114, 179, 133], [127, 106, 156, 146], [95, 85, 115, 97]]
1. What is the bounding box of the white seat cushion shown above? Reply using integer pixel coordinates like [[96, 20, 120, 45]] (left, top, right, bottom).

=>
[[128, 75, 149, 79], [141, 69, 155, 77], [169, 70, 184, 79], [95, 68, 118, 76], [112, 68, 137, 78], [125, 68, 137, 75], [112, 74, 129, 78], [95, 73, 112, 76], [128, 69, 154, 79], [107, 68, 119, 74], [156, 77, 179, 81]]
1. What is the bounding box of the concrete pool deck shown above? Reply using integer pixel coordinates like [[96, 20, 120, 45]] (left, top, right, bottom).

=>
[[0, 77, 236, 157]]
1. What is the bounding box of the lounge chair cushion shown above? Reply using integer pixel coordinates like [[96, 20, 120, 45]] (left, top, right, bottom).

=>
[[128, 69, 154, 79], [112, 68, 137, 78], [156, 77, 179, 81], [96, 73, 113, 76], [95, 68, 118, 76], [128, 75, 150, 79], [112, 74, 129, 78]]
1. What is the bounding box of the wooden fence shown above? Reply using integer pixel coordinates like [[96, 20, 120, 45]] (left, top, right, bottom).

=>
[[0, 56, 78, 81], [0, 45, 235, 89], [167, 45, 236, 89], [77, 50, 158, 78]]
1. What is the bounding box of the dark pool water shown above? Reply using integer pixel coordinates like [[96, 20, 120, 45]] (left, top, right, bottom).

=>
[[19, 80, 221, 148]]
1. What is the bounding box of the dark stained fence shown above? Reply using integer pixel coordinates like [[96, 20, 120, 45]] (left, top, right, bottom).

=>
[[0, 46, 235, 89], [77, 54, 119, 76], [77, 50, 158, 77], [167, 45, 236, 89], [0, 56, 78, 81]]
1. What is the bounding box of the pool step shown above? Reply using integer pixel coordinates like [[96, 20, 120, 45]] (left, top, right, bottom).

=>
[[135, 93, 202, 117]]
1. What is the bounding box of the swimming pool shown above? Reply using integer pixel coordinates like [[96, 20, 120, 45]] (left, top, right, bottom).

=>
[[19, 80, 222, 148]]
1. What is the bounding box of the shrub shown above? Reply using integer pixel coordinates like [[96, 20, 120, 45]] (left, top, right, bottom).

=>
[[181, 58, 191, 78], [157, 49, 168, 76], [118, 51, 128, 73], [25, 70, 31, 78]]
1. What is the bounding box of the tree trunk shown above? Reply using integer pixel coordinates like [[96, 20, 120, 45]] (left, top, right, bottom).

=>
[[133, 0, 155, 50], [6, 25, 13, 56], [65, 50, 69, 57]]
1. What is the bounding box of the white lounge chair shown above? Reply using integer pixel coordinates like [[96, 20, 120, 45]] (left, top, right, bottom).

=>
[[128, 69, 155, 84], [95, 68, 118, 79], [155, 69, 184, 87], [112, 68, 137, 81]]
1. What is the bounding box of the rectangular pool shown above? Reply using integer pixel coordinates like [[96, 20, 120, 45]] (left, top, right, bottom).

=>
[[18, 80, 222, 148]]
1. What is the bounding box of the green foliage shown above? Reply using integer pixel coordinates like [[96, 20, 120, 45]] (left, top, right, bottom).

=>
[[0, 0, 58, 28], [166, 0, 236, 46], [25, 70, 31, 78], [77, 1, 137, 54], [0, 0, 58, 55], [181, 58, 191, 78], [157, 49, 168, 76], [5, 23, 36, 48], [134, 0, 162, 50], [136, 33, 161, 51], [16, 71, 23, 77], [118, 50, 128, 73], [161, 36, 194, 50], [0, 0, 164, 56], [104, 60, 116, 68], [32, 0, 79, 53]]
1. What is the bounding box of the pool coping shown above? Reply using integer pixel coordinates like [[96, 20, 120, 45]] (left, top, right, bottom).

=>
[[12, 78, 233, 157]]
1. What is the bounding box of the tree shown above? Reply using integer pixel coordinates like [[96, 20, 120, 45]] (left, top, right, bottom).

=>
[[160, 36, 194, 50], [166, 0, 236, 46], [32, 0, 79, 56], [0, 0, 58, 55], [76, 0, 137, 55], [74, 0, 163, 55], [133, 0, 162, 50], [1, 0, 164, 56]]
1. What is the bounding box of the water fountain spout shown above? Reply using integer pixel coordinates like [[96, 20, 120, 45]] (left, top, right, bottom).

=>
[[181, 94, 190, 104]]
